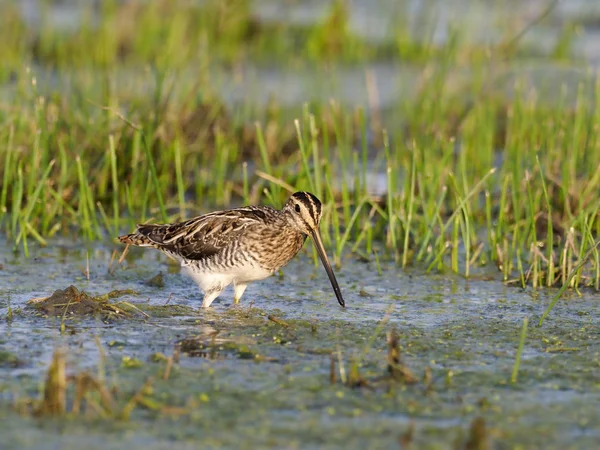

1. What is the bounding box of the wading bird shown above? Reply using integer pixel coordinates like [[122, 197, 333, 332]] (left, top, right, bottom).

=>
[[118, 192, 345, 308]]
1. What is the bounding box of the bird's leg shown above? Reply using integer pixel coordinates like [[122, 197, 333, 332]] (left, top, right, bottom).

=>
[[202, 287, 223, 308], [233, 283, 248, 304]]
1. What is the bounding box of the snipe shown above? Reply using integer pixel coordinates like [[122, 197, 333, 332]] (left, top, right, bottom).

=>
[[118, 192, 345, 308]]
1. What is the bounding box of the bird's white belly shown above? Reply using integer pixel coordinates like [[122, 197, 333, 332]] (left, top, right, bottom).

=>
[[181, 261, 272, 292]]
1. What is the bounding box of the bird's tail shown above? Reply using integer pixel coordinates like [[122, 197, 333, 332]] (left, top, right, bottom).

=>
[[117, 232, 155, 247]]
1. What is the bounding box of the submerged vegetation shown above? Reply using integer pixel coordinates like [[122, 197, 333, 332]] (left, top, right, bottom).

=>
[[0, 0, 599, 297]]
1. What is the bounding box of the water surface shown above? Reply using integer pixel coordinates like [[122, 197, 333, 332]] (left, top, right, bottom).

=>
[[1, 238, 598, 449]]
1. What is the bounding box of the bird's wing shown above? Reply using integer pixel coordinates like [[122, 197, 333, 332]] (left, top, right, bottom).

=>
[[135, 206, 276, 261]]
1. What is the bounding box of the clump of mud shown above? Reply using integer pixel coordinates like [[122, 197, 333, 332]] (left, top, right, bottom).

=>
[[27, 285, 137, 318], [146, 272, 165, 288]]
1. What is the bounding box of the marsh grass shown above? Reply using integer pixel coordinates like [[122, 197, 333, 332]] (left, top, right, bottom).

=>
[[0, 0, 599, 310], [511, 316, 529, 384], [16, 347, 174, 420]]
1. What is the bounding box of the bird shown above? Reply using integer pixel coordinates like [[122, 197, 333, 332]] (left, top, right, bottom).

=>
[[118, 191, 346, 308]]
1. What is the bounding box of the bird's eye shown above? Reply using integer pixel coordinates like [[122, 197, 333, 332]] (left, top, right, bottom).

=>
[[295, 204, 301, 213]]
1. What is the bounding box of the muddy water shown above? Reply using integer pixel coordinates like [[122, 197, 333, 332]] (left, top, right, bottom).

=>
[[0, 237, 598, 449]]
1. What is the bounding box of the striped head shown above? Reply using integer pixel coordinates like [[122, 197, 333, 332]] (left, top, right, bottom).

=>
[[283, 191, 323, 235], [284, 191, 346, 307]]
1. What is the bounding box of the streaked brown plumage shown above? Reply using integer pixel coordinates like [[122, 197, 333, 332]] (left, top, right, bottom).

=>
[[118, 192, 345, 308]]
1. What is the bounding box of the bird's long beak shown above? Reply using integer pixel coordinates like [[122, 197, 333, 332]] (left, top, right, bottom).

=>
[[310, 229, 346, 307]]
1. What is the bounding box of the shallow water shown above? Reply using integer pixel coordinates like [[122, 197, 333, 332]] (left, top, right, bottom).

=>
[[0, 237, 599, 449]]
